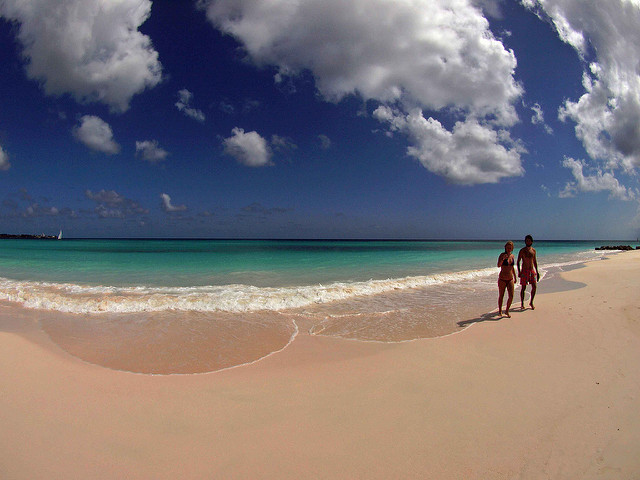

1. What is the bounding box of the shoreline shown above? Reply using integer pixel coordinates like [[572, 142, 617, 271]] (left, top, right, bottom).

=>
[[1, 251, 639, 478], [22, 253, 613, 375], [0, 233, 60, 240], [0, 261, 582, 376]]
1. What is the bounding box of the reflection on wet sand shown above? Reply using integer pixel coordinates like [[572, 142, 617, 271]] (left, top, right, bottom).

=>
[[40, 311, 297, 375]]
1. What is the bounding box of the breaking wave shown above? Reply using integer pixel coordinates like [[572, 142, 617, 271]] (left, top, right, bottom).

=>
[[0, 267, 498, 314]]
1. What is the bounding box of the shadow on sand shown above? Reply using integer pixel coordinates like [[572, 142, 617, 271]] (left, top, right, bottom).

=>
[[457, 307, 530, 328], [457, 262, 594, 330]]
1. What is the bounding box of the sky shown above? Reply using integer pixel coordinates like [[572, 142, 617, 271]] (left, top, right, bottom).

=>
[[1, 0, 640, 240]]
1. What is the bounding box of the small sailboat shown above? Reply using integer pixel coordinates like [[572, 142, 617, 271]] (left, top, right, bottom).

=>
[[57, 229, 63, 240]]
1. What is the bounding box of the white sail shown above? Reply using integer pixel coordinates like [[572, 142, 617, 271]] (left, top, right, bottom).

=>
[[58, 230, 63, 240]]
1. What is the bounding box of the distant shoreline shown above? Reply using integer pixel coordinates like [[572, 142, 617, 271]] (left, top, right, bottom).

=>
[[0, 233, 59, 240], [1, 236, 637, 242]]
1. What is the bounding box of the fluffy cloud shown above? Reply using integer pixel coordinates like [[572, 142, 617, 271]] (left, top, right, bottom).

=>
[[375, 107, 524, 184], [560, 157, 636, 200], [523, 0, 640, 171], [0, 144, 10, 171], [0, 0, 162, 113], [200, 0, 524, 184], [73, 115, 120, 154], [200, 0, 520, 121], [160, 193, 187, 213], [85, 189, 148, 218], [471, 0, 504, 18], [136, 140, 169, 163], [223, 127, 272, 167], [175, 89, 206, 122]]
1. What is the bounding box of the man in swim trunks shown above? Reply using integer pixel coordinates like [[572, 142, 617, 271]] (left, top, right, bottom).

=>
[[517, 234, 539, 310]]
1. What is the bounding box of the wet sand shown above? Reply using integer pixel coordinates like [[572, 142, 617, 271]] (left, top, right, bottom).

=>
[[1, 251, 639, 479], [34, 280, 496, 374]]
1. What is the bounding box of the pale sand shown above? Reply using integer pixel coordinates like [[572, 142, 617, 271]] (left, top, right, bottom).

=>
[[1, 251, 639, 479]]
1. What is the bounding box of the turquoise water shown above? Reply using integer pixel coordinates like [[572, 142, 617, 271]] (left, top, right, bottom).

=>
[[0, 239, 607, 288], [0, 239, 614, 373], [0, 239, 610, 315]]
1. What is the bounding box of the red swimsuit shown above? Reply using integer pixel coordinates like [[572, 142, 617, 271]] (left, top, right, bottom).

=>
[[519, 268, 537, 286]]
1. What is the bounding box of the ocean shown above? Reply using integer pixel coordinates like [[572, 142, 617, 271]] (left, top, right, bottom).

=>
[[0, 239, 610, 374]]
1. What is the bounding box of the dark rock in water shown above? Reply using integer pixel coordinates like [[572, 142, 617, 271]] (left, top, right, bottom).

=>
[[595, 245, 633, 251]]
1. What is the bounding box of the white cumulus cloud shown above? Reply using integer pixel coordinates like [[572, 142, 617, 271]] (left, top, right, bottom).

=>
[[200, 0, 521, 120], [0, 0, 162, 113], [560, 157, 636, 200], [200, 0, 524, 184], [524, 0, 640, 171], [375, 107, 525, 185], [72, 115, 120, 154], [0, 144, 11, 171], [175, 89, 206, 122], [223, 127, 272, 167], [136, 140, 169, 163], [160, 193, 187, 213], [471, 0, 504, 18]]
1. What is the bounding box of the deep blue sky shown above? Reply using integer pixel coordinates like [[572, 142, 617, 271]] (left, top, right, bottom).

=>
[[1, 0, 639, 239]]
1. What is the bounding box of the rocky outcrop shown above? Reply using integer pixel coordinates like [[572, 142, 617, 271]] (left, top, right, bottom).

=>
[[595, 245, 636, 251]]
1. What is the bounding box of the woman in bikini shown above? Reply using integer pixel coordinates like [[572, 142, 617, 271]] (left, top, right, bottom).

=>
[[497, 241, 517, 318]]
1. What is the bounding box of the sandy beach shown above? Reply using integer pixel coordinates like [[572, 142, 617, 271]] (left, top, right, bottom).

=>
[[1, 251, 639, 479]]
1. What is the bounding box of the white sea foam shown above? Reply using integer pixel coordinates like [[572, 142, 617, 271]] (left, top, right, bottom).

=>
[[0, 266, 498, 314], [0, 253, 606, 315]]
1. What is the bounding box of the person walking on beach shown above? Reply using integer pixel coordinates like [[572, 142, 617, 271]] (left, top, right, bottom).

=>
[[497, 241, 517, 317], [517, 235, 539, 310]]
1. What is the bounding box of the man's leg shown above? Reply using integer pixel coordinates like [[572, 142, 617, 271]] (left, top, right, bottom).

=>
[[529, 283, 536, 310]]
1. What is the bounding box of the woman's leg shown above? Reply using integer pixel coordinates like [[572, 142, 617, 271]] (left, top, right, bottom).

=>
[[505, 280, 514, 317], [498, 280, 506, 315]]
